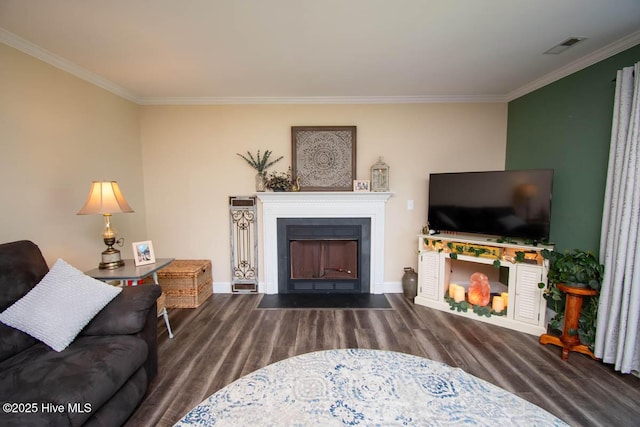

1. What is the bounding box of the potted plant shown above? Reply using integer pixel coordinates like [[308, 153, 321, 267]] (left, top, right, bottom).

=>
[[236, 150, 283, 191], [265, 169, 293, 191], [541, 248, 604, 290], [540, 248, 604, 348]]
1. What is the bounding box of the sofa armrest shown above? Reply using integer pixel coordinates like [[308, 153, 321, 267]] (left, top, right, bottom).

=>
[[81, 285, 162, 336]]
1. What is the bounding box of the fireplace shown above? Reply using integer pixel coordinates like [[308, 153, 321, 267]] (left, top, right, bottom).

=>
[[277, 218, 371, 293], [257, 191, 392, 294]]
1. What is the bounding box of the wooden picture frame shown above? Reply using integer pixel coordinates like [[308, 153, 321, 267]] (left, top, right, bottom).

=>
[[132, 240, 156, 266], [353, 180, 370, 192], [291, 126, 356, 191]]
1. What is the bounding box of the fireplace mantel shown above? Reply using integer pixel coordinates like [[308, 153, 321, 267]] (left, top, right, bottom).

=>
[[257, 192, 392, 294]]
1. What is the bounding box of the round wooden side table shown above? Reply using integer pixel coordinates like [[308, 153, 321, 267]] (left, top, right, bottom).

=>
[[539, 283, 598, 361]]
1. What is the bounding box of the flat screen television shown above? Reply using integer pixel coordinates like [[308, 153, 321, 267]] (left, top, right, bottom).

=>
[[428, 169, 553, 242]]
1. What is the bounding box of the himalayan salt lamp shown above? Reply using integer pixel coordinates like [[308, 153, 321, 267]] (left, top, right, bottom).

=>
[[467, 272, 491, 306], [492, 295, 505, 312]]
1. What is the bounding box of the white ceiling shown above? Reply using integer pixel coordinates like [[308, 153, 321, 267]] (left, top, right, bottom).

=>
[[1, 0, 639, 104]]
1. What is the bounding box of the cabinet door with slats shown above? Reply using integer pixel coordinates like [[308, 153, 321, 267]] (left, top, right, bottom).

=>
[[514, 264, 544, 325], [418, 251, 439, 300]]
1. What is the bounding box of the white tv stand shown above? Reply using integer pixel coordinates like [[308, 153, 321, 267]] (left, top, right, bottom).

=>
[[415, 233, 552, 336]]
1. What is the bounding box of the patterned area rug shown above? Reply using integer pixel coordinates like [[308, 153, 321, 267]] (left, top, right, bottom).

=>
[[175, 349, 568, 426]]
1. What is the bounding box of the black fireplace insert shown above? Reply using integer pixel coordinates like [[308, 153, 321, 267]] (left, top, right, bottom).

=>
[[277, 217, 371, 294]]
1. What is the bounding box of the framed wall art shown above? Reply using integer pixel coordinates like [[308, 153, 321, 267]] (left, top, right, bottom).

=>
[[291, 126, 356, 191], [132, 240, 156, 266]]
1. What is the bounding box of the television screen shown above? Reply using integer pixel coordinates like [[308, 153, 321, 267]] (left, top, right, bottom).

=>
[[428, 169, 553, 242]]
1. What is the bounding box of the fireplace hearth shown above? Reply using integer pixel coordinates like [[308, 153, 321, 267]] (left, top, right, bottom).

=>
[[277, 218, 370, 294]]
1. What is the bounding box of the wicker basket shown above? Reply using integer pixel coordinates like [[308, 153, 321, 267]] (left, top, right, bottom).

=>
[[157, 260, 213, 308], [156, 291, 167, 316]]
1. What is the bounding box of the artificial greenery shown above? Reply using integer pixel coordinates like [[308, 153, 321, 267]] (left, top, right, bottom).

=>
[[473, 304, 492, 318], [424, 237, 539, 275], [578, 295, 599, 348], [265, 168, 293, 191], [494, 237, 519, 244], [445, 295, 470, 312], [540, 249, 604, 348], [236, 150, 283, 175], [470, 247, 490, 257], [492, 236, 552, 247], [444, 295, 506, 317], [443, 241, 502, 268], [423, 238, 444, 253]]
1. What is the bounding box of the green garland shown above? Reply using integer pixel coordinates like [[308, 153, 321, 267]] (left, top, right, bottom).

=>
[[442, 242, 502, 268], [444, 295, 507, 318], [444, 295, 470, 312]]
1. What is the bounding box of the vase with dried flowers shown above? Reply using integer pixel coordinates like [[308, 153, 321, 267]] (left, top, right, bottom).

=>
[[236, 150, 284, 191]]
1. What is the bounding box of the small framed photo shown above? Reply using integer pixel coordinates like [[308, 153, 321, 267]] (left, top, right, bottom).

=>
[[132, 241, 156, 266], [353, 180, 370, 192]]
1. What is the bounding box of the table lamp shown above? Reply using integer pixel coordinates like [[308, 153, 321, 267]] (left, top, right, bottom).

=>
[[77, 181, 134, 269]]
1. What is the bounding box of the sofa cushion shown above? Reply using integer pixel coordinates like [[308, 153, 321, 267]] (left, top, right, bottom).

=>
[[82, 285, 162, 336], [83, 367, 148, 427], [0, 259, 121, 352], [0, 241, 49, 362], [0, 335, 148, 426], [0, 241, 49, 310]]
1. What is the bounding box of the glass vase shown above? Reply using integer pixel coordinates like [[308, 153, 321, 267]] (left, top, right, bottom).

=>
[[255, 173, 266, 192]]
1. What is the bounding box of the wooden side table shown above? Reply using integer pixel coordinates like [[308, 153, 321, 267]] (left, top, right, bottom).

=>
[[539, 283, 598, 360]]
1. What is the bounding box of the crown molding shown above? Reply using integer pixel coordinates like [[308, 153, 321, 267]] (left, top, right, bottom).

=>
[[137, 94, 507, 105], [0, 28, 139, 103], [0, 27, 505, 105], [506, 30, 640, 102], [3, 25, 638, 106]]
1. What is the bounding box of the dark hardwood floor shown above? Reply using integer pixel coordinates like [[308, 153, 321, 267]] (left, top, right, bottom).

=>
[[125, 294, 640, 427]]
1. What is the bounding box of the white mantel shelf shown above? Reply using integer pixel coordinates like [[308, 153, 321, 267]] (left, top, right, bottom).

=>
[[256, 191, 393, 202], [256, 191, 393, 294]]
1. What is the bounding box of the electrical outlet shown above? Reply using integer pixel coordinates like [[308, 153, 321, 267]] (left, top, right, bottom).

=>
[[407, 199, 414, 210]]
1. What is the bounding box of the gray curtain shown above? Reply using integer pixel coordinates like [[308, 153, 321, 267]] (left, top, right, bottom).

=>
[[595, 62, 640, 375]]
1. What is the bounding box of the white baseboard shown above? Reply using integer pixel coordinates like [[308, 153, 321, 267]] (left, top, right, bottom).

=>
[[213, 282, 232, 294], [382, 281, 403, 294]]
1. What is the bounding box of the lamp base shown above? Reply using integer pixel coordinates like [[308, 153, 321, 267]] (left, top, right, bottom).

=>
[[99, 246, 125, 270], [99, 260, 125, 270]]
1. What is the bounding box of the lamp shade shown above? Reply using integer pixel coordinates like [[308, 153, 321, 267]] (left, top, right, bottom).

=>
[[77, 181, 134, 215]]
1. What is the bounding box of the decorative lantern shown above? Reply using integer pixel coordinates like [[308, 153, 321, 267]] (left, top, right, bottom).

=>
[[371, 157, 389, 192]]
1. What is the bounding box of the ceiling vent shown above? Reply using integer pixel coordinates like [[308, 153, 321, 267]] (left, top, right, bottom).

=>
[[544, 37, 587, 54]]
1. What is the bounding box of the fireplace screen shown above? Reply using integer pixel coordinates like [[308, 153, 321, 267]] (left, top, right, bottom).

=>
[[290, 240, 358, 280]]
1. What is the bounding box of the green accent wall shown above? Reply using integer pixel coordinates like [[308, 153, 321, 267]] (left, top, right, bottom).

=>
[[506, 44, 640, 253]]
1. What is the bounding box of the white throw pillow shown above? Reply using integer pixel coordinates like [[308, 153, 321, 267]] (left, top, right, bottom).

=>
[[0, 258, 122, 352]]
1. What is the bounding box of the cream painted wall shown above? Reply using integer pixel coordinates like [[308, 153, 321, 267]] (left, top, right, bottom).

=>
[[0, 42, 508, 284], [0, 44, 146, 270], [140, 103, 508, 287]]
